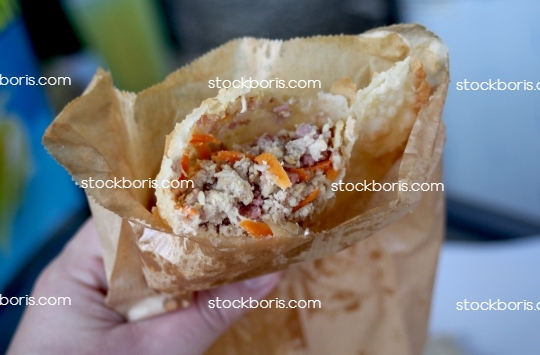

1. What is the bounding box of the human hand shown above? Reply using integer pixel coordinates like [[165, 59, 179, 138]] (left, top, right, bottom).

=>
[[8, 219, 281, 355]]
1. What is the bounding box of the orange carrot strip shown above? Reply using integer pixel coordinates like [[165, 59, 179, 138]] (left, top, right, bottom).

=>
[[193, 142, 212, 160], [325, 167, 339, 181], [181, 154, 189, 172], [305, 159, 332, 172], [190, 133, 220, 144], [292, 189, 319, 212], [255, 152, 292, 189], [211, 151, 252, 164], [239, 220, 273, 238], [285, 167, 312, 182]]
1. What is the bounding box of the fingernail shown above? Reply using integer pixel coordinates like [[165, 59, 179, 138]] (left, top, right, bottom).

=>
[[244, 272, 281, 290]]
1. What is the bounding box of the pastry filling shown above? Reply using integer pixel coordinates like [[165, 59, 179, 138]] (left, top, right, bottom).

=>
[[171, 117, 346, 238]]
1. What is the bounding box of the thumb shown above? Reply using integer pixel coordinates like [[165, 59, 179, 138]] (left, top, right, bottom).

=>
[[194, 272, 282, 334], [126, 272, 281, 355]]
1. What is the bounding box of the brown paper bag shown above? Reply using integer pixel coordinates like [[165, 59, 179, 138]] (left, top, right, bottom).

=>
[[206, 162, 444, 355], [43, 23, 448, 353]]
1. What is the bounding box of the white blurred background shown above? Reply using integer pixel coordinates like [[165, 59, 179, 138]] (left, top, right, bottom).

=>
[[402, 0, 540, 222], [401, 0, 540, 354]]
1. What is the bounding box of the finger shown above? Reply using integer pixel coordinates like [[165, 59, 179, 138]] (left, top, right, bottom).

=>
[[29, 218, 112, 324], [8, 219, 120, 354], [55, 218, 109, 293], [122, 272, 281, 355], [194, 272, 282, 333]]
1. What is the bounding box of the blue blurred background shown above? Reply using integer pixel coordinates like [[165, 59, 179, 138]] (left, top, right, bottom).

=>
[[0, 0, 539, 354]]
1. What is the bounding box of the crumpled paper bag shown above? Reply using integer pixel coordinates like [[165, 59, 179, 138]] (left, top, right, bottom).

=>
[[43, 23, 448, 354]]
